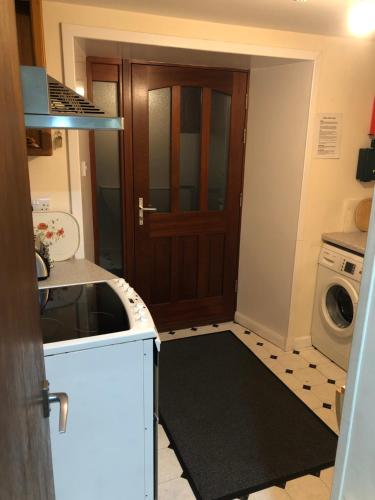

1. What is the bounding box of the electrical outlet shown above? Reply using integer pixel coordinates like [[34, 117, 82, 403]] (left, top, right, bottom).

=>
[[32, 198, 50, 212]]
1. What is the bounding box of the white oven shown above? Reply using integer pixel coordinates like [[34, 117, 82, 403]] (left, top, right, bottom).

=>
[[40, 278, 159, 500]]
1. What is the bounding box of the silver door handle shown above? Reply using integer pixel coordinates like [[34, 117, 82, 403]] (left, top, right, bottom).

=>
[[42, 380, 69, 433], [336, 385, 345, 428], [138, 197, 157, 225], [49, 393, 69, 433]]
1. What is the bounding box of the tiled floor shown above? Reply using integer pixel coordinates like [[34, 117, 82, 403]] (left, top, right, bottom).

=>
[[157, 321, 344, 499]]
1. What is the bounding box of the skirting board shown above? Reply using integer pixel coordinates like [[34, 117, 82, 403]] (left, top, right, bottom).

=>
[[235, 312, 286, 350], [235, 312, 313, 352], [293, 335, 312, 350]]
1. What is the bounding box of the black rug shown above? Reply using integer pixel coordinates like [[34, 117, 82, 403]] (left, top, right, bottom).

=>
[[159, 331, 338, 500]]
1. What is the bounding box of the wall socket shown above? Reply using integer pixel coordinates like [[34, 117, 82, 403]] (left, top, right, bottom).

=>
[[32, 198, 50, 212]]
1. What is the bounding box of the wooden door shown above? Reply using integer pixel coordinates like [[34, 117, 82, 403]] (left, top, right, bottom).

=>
[[132, 64, 248, 330], [0, 1, 55, 498]]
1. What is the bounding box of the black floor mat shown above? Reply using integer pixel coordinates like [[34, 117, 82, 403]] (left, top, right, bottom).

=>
[[159, 331, 338, 500]]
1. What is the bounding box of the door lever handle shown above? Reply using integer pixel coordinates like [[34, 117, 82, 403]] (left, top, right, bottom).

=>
[[49, 392, 69, 433], [336, 385, 345, 428], [138, 197, 157, 225], [141, 207, 157, 212], [42, 380, 69, 433]]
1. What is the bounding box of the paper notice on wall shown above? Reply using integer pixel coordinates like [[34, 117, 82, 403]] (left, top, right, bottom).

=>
[[314, 113, 343, 159]]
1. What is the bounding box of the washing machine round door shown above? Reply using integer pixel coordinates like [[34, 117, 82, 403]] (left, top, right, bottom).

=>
[[320, 276, 358, 338]]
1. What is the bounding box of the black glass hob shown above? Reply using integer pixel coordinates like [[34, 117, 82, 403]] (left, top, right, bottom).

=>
[[39, 282, 130, 344]]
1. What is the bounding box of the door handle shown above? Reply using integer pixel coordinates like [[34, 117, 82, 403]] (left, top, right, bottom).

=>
[[138, 197, 157, 226], [42, 380, 69, 433], [335, 385, 345, 428]]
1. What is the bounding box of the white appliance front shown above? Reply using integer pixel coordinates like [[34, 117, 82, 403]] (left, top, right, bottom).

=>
[[42, 278, 158, 500], [311, 244, 363, 370]]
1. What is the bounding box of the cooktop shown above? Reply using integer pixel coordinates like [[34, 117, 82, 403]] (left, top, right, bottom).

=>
[[39, 282, 130, 344]]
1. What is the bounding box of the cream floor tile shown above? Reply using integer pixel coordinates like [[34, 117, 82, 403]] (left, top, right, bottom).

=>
[[293, 367, 327, 386], [158, 448, 183, 484], [248, 343, 274, 359], [299, 349, 332, 366], [317, 363, 346, 382], [158, 478, 195, 500], [320, 467, 334, 489], [285, 474, 330, 500], [249, 486, 291, 499], [260, 357, 286, 374], [158, 424, 170, 449], [294, 389, 323, 410], [276, 372, 302, 391], [278, 353, 309, 371], [262, 343, 287, 357], [311, 383, 338, 405], [244, 332, 271, 347], [314, 407, 339, 435]]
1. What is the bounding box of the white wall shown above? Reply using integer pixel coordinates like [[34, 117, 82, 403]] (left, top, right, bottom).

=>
[[236, 61, 314, 349]]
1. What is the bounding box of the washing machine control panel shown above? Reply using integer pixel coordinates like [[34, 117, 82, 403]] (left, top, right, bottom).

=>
[[319, 244, 363, 282], [343, 261, 356, 275]]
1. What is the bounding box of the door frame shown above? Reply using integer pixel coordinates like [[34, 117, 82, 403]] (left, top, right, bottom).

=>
[[86, 57, 249, 288]]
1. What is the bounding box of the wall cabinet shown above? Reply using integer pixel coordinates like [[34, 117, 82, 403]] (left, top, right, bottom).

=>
[[15, 0, 52, 156]]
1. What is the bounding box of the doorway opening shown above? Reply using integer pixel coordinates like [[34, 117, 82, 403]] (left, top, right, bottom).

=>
[[73, 37, 314, 338]]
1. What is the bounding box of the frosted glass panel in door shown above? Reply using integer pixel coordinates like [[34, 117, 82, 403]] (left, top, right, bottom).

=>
[[179, 87, 201, 212], [208, 91, 232, 211], [149, 88, 171, 212], [92, 81, 123, 276]]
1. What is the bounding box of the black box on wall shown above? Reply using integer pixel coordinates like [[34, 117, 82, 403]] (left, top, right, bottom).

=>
[[356, 148, 375, 182]]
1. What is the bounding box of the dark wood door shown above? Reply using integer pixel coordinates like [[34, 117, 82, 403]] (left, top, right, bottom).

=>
[[132, 64, 248, 330], [0, 1, 55, 498]]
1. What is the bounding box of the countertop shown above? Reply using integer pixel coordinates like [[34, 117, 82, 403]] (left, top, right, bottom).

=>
[[322, 231, 368, 256], [38, 258, 117, 289]]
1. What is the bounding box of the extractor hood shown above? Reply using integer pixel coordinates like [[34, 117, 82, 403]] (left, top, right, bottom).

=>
[[20, 66, 124, 130]]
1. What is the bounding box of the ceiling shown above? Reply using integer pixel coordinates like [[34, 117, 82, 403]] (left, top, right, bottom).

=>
[[47, 0, 357, 38]]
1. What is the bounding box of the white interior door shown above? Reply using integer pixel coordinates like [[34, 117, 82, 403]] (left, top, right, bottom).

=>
[[332, 191, 375, 499]]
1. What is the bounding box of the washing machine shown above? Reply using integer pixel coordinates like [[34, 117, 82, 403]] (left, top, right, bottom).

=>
[[311, 243, 363, 371]]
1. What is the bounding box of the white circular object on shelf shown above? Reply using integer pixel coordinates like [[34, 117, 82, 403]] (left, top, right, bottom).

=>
[[33, 211, 80, 261]]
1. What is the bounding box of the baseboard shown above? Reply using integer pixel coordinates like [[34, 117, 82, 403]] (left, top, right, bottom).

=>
[[234, 312, 286, 350], [293, 336, 312, 350]]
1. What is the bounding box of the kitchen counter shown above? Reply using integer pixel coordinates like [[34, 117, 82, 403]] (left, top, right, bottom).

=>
[[38, 258, 117, 289], [322, 231, 368, 256]]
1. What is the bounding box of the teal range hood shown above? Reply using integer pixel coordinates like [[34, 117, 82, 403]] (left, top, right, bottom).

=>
[[20, 66, 124, 130]]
